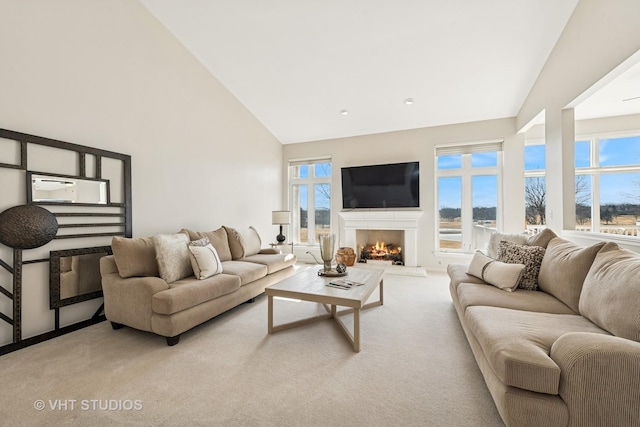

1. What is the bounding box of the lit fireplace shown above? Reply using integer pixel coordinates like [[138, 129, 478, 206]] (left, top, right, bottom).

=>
[[359, 240, 403, 265]]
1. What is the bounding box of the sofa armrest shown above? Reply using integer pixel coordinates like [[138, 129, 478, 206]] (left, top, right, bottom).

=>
[[550, 332, 640, 427], [101, 259, 169, 332]]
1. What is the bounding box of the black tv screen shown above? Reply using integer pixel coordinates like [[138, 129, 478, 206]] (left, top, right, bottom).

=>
[[341, 161, 419, 209]]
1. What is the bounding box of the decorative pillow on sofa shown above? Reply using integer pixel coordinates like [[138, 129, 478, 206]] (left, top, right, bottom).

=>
[[496, 240, 545, 291], [188, 239, 223, 280], [467, 251, 525, 292], [111, 236, 159, 278], [181, 227, 232, 261], [153, 233, 192, 284], [526, 228, 557, 249], [579, 242, 640, 342], [537, 237, 605, 313], [223, 226, 262, 259], [487, 232, 528, 258]]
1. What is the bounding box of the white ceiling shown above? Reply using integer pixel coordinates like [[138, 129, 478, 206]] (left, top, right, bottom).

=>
[[139, 0, 601, 144]]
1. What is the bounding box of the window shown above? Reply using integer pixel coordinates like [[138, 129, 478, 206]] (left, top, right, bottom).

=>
[[574, 134, 640, 237], [289, 159, 331, 244], [524, 142, 546, 228], [436, 141, 502, 252]]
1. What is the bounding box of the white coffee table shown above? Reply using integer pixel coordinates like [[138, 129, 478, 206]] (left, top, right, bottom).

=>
[[265, 267, 384, 352]]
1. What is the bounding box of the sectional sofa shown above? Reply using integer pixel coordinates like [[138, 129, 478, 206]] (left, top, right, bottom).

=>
[[448, 230, 640, 427], [100, 225, 296, 345]]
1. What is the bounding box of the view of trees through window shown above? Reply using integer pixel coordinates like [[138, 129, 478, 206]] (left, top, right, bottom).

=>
[[290, 161, 331, 244], [524, 135, 640, 236]]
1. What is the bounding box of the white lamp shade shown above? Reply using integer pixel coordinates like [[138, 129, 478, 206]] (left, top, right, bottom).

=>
[[272, 210, 290, 225]]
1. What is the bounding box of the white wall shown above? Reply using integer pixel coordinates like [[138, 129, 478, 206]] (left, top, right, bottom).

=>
[[0, 1, 283, 345], [283, 118, 518, 270]]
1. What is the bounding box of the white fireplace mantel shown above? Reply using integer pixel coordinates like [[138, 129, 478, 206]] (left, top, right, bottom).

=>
[[339, 210, 423, 268]]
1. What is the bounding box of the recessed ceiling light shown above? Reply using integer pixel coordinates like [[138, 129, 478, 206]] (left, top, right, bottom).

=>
[[404, 98, 414, 105], [339, 109, 349, 116]]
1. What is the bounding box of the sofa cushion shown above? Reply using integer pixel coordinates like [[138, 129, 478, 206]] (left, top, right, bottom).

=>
[[220, 260, 268, 285], [242, 253, 296, 274], [537, 238, 605, 313], [152, 274, 241, 315], [496, 241, 545, 291], [580, 242, 640, 342], [457, 282, 576, 314], [111, 236, 159, 278], [447, 264, 486, 290], [188, 241, 223, 280], [153, 233, 193, 284], [466, 251, 524, 292], [465, 305, 609, 395], [224, 226, 262, 259], [526, 228, 557, 249], [182, 227, 232, 262], [487, 232, 528, 258]]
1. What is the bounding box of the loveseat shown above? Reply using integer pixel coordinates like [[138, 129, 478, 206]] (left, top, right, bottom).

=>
[[447, 229, 640, 427], [100, 225, 296, 346]]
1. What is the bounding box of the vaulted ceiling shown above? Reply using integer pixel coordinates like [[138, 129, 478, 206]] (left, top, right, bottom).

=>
[[140, 1, 637, 144]]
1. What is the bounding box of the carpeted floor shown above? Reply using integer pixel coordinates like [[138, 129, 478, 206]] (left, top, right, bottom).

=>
[[0, 268, 504, 426]]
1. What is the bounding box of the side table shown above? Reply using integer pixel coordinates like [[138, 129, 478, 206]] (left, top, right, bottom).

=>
[[269, 242, 294, 254]]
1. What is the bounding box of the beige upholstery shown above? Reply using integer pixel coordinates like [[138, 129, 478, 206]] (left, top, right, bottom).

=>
[[448, 234, 640, 427], [537, 238, 605, 313], [101, 226, 297, 344]]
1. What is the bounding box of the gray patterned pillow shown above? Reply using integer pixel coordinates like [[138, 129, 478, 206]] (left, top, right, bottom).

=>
[[496, 240, 545, 290]]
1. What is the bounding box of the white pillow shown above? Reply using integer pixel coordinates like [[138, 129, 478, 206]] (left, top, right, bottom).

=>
[[467, 251, 525, 292], [188, 243, 223, 279], [153, 233, 192, 283], [486, 232, 528, 259]]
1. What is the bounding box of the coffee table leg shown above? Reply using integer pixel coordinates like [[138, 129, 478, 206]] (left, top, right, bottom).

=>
[[268, 295, 273, 334], [353, 308, 360, 352]]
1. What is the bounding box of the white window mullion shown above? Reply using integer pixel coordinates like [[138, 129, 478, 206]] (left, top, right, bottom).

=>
[[461, 154, 473, 252]]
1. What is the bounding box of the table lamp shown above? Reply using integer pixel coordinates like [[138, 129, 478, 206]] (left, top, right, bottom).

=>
[[272, 211, 290, 243]]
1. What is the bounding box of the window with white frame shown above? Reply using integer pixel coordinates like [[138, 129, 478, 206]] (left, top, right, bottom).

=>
[[524, 141, 546, 228], [289, 159, 331, 244], [436, 141, 502, 252], [574, 134, 640, 237]]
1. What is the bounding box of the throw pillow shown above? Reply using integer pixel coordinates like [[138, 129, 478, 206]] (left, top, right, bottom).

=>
[[579, 242, 640, 342], [188, 242, 223, 279], [467, 251, 525, 292], [487, 232, 528, 259], [496, 240, 545, 291], [189, 236, 210, 247], [111, 236, 159, 278], [224, 226, 263, 259], [181, 227, 233, 261], [537, 237, 605, 313], [153, 233, 192, 284]]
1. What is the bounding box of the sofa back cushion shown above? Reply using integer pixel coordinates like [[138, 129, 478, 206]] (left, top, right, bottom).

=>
[[111, 236, 159, 278], [181, 227, 232, 262], [224, 226, 262, 259], [579, 242, 640, 342], [153, 233, 193, 284], [537, 238, 605, 313], [526, 228, 557, 249]]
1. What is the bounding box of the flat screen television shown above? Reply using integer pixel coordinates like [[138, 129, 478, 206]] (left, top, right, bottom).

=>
[[341, 161, 419, 209]]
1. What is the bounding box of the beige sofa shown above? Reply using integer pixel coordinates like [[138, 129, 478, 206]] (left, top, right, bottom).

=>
[[101, 226, 296, 346], [448, 232, 640, 427]]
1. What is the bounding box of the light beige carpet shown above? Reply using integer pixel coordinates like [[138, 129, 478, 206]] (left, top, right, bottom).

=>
[[0, 268, 504, 426]]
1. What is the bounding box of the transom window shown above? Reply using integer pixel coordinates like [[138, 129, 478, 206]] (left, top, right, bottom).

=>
[[289, 159, 331, 244]]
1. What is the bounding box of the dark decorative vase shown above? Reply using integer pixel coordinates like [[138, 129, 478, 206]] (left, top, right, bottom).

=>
[[0, 205, 58, 249]]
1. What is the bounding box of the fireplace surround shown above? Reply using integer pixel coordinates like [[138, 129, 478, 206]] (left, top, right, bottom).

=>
[[339, 210, 424, 275]]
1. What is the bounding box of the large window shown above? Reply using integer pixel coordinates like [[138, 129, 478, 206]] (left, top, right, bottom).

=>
[[575, 134, 640, 236], [436, 142, 502, 252], [524, 134, 640, 237], [289, 159, 331, 244]]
